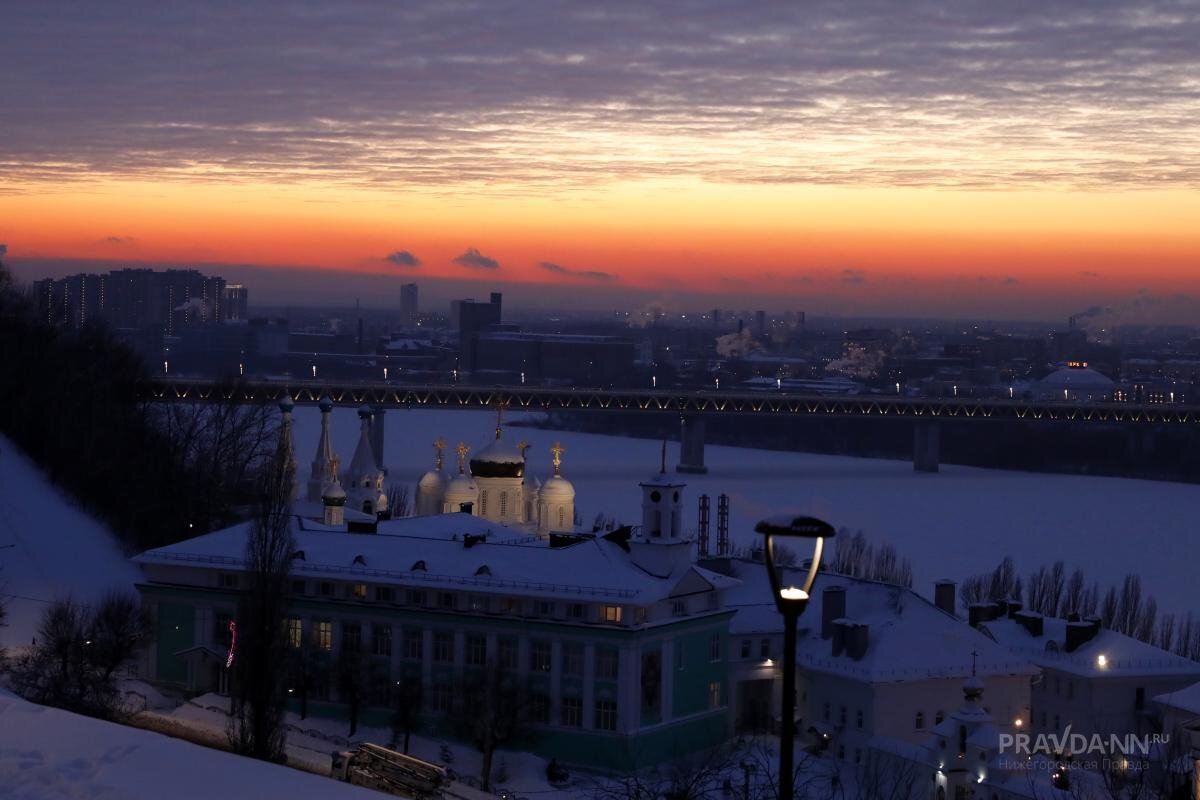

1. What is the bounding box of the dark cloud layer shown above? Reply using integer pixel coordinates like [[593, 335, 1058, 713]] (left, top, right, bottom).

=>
[[539, 261, 615, 281], [386, 250, 421, 267], [454, 247, 500, 270], [2, 2, 1199, 190]]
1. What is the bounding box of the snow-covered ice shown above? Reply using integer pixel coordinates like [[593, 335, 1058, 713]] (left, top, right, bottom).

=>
[[293, 407, 1200, 616], [0, 434, 143, 648]]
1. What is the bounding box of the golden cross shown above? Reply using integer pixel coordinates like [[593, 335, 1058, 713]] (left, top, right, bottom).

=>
[[329, 454, 340, 483], [491, 397, 509, 440], [433, 437, 447, 470], [551, 441, 565, 475], [455, 441, 470, 474], [517, 439, 530, 457]]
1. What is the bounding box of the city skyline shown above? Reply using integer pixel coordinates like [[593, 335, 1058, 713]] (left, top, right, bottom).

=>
[[3, 2, 1200, 320]]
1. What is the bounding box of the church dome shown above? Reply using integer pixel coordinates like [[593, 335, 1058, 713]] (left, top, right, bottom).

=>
[[470, 438, 525, 478], [1038, 365, 1114, 391], [445, 473, 477, 498], [319, 394, 334, 412], [322, 482, 346, 505], [539, 474, 575, 500], [278, 394, 295, 413], [419, 468, 449, 493]]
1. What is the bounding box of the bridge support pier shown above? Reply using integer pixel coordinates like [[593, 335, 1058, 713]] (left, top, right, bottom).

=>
[[913, 420, 940, 473], [371, 405, 387, 474], [677, 414, 708, 474]]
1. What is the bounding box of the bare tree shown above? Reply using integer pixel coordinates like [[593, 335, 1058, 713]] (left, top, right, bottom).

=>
[[227, 433, 294, 762], [336, 649, 370, 737], [7, 591, 151, 720], [386, 483, 410, 519], [389, 675, 424, 753], [449, 661, 530, 791]]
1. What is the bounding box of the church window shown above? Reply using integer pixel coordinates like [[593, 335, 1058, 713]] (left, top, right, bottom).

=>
[[558, 507, 565, 527], [525, 501, 532, 521], [652, 510, 662, 536], [915, 711, 925, 730], [499, 492, 508, 516], [481, 491, 488, 514], [362, 501, 372, 514], [673, 491, 679, 502], [650, 490, 661, 503]]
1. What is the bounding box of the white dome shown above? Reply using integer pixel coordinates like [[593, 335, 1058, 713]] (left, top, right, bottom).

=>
[[419, 469, 449, 492], [444, 474, 478, 500], [1038, 366, 1114, 391], [322, 482, 346, 501], [539, 474, 575, 500]]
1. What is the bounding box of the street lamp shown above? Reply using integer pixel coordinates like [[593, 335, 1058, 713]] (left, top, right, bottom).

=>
[[754, 515, 835, 800]]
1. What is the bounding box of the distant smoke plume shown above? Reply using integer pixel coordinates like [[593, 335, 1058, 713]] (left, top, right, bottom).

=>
[[1072, 292, 1200, 337], [715, 328, 761, 358], [102, 236, 134, 245], [453, 247, 500, 270], [386, 250, 421, 267]]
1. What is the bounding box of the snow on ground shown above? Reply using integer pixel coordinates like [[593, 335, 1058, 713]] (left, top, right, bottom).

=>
[[0, 434, 143, 649], [292, 407, 1200, 616], [0, 688, 380, 800], [153, 691, 577, 798]]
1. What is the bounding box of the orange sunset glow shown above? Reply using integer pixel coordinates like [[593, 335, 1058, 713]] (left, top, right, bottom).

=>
[[3, 3, 1199, 318]]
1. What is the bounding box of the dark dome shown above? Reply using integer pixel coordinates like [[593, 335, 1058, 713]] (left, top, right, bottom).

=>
[[470, 438, 525, 478]]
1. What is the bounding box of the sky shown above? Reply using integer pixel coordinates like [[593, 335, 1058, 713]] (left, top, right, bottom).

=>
[[2, 1, 1199, 319]]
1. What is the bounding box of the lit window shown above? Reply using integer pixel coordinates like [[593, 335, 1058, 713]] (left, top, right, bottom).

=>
[[351, 583, 367, 600], [603, 605, 623, 623], [316, 621, 332, 651], [287, 618, 302, 648]]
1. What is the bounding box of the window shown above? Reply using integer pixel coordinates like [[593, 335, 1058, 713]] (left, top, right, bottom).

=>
[[480, 491, 488, 515], [1135, 687, 1145, 710], [499, 491, 507, 517], [856, 709, 864, 729], [219, 573, 239, 589], [935, 710, 945, 725], [372, 624, 392, 657], [438, 592, 456, 610], [291, 580, 306, 596], [675, 640, 685, 671], [740, 639, 751, 659], [406, 589, 426, 606], [431, 682, 453, 713], [595, 700, 617, 731], [433, 631, 454, 663], [318, 581, 334, 597], [469, 595, 487, 612], [536, 600, 554, 617], [376, 586, 395, 603], [563, 643, 584, 676], [498, 637, 517, 669], [709, 634, 721, 662], [839, 706, 847, 726], [708, 681, 721, 709], [530, 640, 551, 672], [596, 648, 619, 680], [530, 693, 550, 724], [403, 628, 423, 660], [561, 696, 582, 727], [342, 622, 361, 653], [350, 583, 367, 600], [759, 639, 770, 659], [316, 621, 332, 651], [603, 605, 623, 624], [915, 711, 925, 730], [287, 618, 302, 649], [672, 599, 688, 617], [466, 634, 487, 666], [558, 507, 565, 527], [568, 603, 586, 620], [214, 613, 233, 646], [635, 607, 647, 624], [500, 597, 520, 614]]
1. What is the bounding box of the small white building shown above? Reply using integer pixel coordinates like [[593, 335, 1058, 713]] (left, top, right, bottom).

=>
[[978, 610, 1200, 740], [717, 561, 1038, 764], [1035, 363, 1114, 402]]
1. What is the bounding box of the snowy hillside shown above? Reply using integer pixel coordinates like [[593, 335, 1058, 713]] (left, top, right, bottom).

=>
[[0, 689, 378, 800], [291, 407, 1200, 616], [0, 434, 143, 648]]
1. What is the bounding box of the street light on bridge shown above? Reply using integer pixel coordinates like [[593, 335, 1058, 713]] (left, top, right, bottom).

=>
[[754, 514, 835, 800]]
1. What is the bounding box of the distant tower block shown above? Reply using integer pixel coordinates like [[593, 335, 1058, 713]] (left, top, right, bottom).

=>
[[697, 494, 711, 557], [676, 414, 707, 474], [715, 494, 724, 556]]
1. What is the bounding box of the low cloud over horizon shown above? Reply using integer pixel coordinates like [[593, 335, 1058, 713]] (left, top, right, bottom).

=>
[[454, 248, 500, 270]]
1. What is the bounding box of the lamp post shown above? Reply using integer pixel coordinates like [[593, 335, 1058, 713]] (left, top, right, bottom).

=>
[[754, 515, 836, 800]]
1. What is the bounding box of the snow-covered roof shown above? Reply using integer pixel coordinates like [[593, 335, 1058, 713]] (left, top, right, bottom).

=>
[[1154, 679, 1200, 716], [980, 616, 1200, 678], [134, 512, 739, 605], [721, 561, 1037, 682], [1037, 366, 1114, 390]]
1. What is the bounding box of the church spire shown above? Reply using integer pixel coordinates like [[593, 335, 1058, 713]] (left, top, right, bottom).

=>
[[278, 394, 296, 498], [307, 394, 337, 501]]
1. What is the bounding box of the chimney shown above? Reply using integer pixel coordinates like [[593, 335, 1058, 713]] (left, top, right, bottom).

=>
[[1014, 610, 1044, 637], [822, 586, 846, 639], [846, 622, 870, 661], [831, 621, 847, 657], [1065, 618, 1101, 652], [934, 580, 956, 616]]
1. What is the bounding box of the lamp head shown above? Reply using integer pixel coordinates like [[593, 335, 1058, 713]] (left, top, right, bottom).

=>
[[755, 515, 836, 616]]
